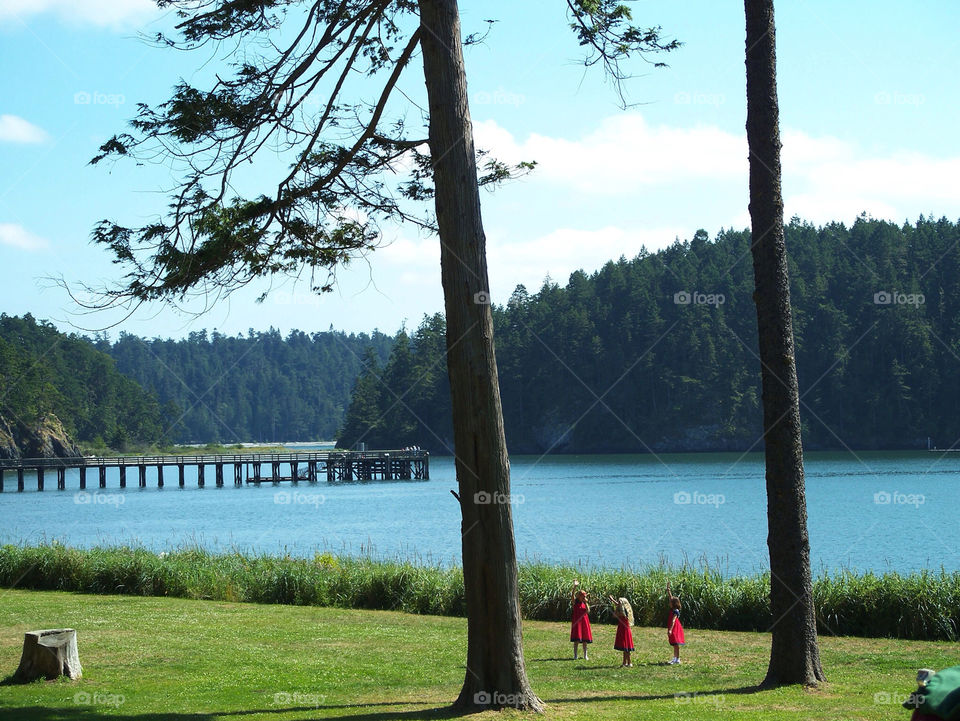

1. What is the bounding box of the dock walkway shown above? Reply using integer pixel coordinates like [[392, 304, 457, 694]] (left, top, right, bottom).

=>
[[0, 450, 429, 492]]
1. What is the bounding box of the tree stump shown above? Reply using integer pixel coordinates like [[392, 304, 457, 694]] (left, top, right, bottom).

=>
[[14, 629, 82, 681]]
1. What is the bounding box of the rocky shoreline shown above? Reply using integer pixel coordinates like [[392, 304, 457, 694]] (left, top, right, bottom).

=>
[[0, 413, 82, 460]]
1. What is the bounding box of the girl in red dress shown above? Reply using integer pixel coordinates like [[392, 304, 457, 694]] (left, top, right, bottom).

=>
[[667, 581, 685, 665], [569, 580, 592, 659], [608, 595, 634, 667]]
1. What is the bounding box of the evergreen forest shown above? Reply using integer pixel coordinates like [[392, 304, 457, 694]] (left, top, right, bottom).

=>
[[101, 328, 393, 443], [339, 216, 957, 454], [0, 314, 170, 450], [4, 216, 959, 454]]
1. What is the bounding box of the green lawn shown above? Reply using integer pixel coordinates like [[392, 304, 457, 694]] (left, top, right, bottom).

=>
[[0, 589, 949, 720]]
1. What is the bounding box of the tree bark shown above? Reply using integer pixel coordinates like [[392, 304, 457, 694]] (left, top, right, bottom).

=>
[[744, 0, 825, 687], [418, 0, 543, 711], [14, 629, 82, 681]]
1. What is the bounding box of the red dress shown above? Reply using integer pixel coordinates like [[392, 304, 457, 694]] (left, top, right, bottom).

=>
[[570, 600, 593, 643], [613, 615, 634, 651], [668, 609, 685, 645]]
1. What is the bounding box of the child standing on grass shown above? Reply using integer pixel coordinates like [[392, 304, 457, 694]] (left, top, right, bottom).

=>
[[570, 580, 592, 659], [667, 581, 685, 665], [608, 595, 634, 667]]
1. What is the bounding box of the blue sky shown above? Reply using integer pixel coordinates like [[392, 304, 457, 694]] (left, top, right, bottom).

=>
[[1, 0, 958, 339]]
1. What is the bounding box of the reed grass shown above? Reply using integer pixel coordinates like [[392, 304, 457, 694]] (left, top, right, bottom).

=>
[[0, 543, 956, 641]]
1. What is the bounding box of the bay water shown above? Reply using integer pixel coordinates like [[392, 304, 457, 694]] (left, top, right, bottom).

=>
[[0, 450, 955, 575]]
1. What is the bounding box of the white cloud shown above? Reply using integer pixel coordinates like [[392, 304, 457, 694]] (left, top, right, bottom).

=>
[[487, 225, 684, 295], [307, 116, 960, 324], [371, 225, 684, 307], [0, 115, 48, 144], [0, 0, 158, 28], [0, 223, 49, 251], [474, 114, 744, 193], [377, 236, 438, 291], [780, 130, 960, 224], [474, 116, 960, 229]]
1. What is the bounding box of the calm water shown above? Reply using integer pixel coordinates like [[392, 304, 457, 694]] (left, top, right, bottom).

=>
[[1, 450, 957, 575]]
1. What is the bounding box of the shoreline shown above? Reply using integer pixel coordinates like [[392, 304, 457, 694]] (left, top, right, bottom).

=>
[[1, 543, 957, 641]]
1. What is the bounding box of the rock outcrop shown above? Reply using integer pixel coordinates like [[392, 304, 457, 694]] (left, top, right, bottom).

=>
[[0, 414, 19, 459], [24, 415, 83, 458], [0, 413, 82, 459]]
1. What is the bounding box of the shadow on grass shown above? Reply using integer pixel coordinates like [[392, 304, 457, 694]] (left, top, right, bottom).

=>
[[544, 684, 763, 704], [0, 703, 465, 721], [0, 688, 765, 721]]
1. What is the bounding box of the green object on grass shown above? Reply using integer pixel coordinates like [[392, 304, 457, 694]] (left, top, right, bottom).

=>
[[904, 665, 960, 719]]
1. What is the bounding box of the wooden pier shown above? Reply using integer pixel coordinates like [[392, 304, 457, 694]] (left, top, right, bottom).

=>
[[0, 450, 429, 492]]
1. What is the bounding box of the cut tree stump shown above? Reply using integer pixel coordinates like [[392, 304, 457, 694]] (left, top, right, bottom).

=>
[[13, 629, 82, 681]]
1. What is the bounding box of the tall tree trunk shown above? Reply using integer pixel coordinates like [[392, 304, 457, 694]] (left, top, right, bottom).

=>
[[743, 0, 825, 687], [418, 0, 543, 711]]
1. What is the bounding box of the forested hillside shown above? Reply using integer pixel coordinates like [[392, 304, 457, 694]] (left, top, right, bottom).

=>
[[0, 314, 169, 454], [5, 215, 955, 453], [101, 328, 392, 442], [339, 216, 958, 454]]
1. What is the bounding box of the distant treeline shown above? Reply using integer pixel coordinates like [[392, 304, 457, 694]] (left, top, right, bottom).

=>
[[100, 328, 392, 443], [0, 313, 169, 450], [339, 216, 959, 453]]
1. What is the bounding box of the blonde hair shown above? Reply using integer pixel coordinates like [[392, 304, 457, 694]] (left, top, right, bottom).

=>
[[618, 597, 634, 627]]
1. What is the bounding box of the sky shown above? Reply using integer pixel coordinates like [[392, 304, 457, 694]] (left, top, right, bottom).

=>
[[1, 0, 958, 340]]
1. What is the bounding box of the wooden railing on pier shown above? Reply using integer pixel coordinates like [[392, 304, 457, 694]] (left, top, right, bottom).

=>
[[0, 450, 429, 492]]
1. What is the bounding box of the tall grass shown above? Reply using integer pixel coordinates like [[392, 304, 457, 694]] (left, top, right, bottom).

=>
[[1, 544, 956, 641]]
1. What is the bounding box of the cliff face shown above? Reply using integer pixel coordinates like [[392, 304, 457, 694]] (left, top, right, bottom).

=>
[[0, 415, 19, 459], [0, 413, 82, 459]]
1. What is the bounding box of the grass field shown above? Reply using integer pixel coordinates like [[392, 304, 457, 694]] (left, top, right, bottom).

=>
[[0, 589, 948, 720]]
